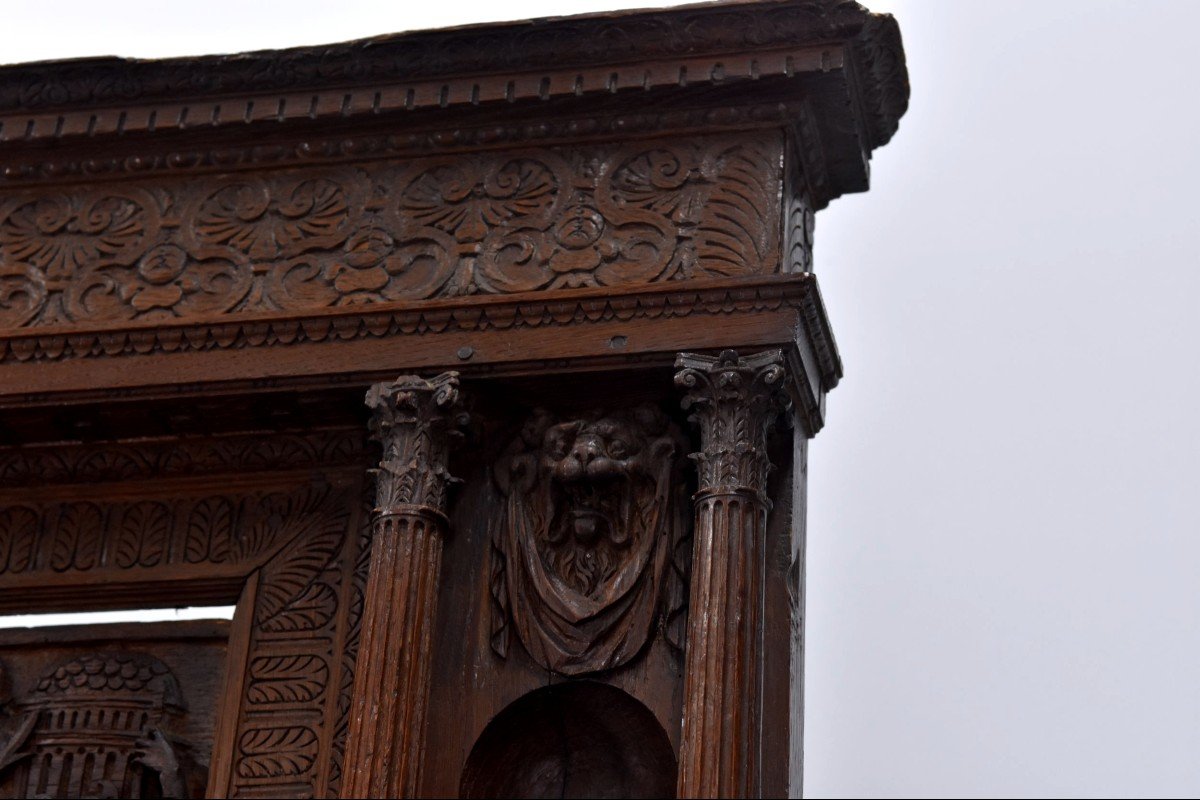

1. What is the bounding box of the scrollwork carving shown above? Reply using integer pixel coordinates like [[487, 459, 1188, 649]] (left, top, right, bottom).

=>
[[0, 132, 781, 331], [490, 404, 689, 675]]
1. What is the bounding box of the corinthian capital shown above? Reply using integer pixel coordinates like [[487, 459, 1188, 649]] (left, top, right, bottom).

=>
[[674, 349, 790, 501], [364, 372, 468, 516]]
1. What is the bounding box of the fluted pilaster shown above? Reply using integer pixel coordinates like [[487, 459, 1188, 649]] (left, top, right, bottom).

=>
[[674, 349, 789, 798], [342, 372, 466, 799]]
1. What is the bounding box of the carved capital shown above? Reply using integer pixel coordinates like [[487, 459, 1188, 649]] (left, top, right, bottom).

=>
[[364, 372, 467, 517], [674, 349, 789, 501]]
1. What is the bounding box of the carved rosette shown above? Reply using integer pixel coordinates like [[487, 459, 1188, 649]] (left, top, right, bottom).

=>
[[673, 349, 789, 799], [343, 372, 465, 799]]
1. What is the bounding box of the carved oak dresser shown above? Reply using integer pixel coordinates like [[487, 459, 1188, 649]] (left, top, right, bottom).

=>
[[0, 1, 908, 797]]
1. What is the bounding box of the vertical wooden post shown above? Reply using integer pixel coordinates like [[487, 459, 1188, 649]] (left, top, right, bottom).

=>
[[342, 372, 466, 799], [674, 349, 789, 799]]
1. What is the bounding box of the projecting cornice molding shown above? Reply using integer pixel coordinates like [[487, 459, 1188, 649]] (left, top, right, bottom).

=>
[[0, 1, 907, 206]]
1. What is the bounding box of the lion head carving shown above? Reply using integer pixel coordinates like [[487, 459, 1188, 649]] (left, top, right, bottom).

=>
[[491, 405, 689, 675]]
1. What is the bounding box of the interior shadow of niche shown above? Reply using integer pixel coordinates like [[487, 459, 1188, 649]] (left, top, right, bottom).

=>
[[460, 682, 676, 800]]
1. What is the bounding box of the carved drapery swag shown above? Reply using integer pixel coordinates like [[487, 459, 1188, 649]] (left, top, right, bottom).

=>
[[490, 405, 689, 675]]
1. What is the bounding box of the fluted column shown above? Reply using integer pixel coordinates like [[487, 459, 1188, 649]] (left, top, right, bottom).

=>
[[674, 349, 789, 799], [343, 372, 466, 799]]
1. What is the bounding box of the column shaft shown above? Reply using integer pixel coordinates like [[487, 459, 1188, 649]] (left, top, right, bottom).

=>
[[342, 373, 465, 799], [675, 350, 788, 799]]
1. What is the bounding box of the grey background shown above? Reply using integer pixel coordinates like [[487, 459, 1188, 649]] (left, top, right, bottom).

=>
[[4, 1, 1198, 797]]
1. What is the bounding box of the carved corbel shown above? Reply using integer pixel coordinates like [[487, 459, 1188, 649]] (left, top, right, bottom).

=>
[[673, 349, 790, 799], [342, 372, 466, 799]]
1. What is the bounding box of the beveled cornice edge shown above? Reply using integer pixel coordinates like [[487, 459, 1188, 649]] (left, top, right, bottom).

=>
[[0, 2, 907, 170], [0, 1, 880, 112], [0, 99, 803, 185], [0, 275, 839, 378]]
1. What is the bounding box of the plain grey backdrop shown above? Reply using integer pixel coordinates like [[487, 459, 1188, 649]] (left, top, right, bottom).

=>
[[4, 1, 1199, 797]]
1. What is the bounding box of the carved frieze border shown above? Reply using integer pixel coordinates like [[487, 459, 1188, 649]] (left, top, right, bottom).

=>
[[0, 101, 804, 187], [0, 277, 836, 375]]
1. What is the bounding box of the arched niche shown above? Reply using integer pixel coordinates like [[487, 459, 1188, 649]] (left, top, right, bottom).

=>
[[460, 682, 676, 799]]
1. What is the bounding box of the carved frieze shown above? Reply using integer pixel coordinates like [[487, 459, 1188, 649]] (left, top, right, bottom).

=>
[[0, 132, 781, 331], [490, 405, 689, 675], [0, 485, 346, 581]]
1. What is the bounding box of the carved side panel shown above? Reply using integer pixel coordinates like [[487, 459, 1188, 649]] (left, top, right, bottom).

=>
[[0, 427, 371, 800], [489, 405, 689, 675], [0, 131, 783, 330], [783, 127, 816, 275], [218, 483, 365, 800]]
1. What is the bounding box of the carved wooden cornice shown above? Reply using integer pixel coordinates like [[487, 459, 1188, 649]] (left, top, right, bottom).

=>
[[0, 1, 906, 209], [0, 1, 905, 142]]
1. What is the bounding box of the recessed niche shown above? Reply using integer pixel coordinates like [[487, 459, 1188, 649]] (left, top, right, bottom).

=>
[[460, 681, 676, 799]]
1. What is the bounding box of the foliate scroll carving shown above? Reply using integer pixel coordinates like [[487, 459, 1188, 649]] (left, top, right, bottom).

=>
[[0, 428, 366, 488], [0, 485, 347, 581], [0, 653, 202, 798], [225, 483, 360, 799], [0, 132, 781, 331], [674, 349, 791, 500], [489, 405, 689, 675], [364, 372, 467, 516]]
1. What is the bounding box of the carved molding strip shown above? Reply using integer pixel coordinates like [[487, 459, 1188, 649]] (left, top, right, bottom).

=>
[[223, 484, 362, 800], [0, 132, 781, 331], [0, 102, 802, 187], [0, 429, 366, 488], [0, 276, 826, 367]]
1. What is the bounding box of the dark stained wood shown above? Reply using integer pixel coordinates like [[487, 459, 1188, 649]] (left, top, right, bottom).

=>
[[342, 374, 467, 797], [0, 1, 909, 797], [0, 621, 228, 798]]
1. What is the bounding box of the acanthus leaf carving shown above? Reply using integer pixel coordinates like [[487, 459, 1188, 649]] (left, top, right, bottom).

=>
[[364, 372, 467, 516], [235, 726, 318, 779], [674, 348, 791, 500], [247, 655, 329, 705]]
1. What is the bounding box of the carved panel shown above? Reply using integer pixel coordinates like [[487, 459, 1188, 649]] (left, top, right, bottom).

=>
[[220, 484, 362, 800], [0, 489, 327, 580], [0, 132, 782, 331], [489, 405, 689, 675], [0, 654, 196, 798], [0, 622, 228, 800], [0, 428, 371, 800]]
